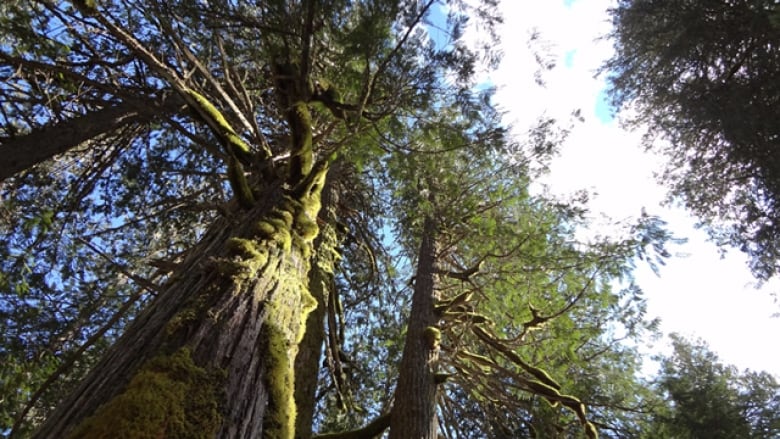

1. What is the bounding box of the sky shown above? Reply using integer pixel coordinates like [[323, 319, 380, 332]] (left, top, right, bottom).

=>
[[483, 0, 780, 376]]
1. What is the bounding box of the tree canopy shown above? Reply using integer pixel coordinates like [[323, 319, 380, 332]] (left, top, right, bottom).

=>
[[604, 0, 780, 279], [3, 1, 775, 438], [647, 334, 780, 438]]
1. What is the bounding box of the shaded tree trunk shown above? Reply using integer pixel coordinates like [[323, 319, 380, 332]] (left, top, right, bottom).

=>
[[34, 174, 327, 438], [389, 216, 440, 439]]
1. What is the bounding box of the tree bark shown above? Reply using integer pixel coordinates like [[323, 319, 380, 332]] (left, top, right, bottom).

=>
[[34, 174, 327, 438], [294, 181, 340, 439], [389, 216, 440, 439], [0, 96, 183, 182]]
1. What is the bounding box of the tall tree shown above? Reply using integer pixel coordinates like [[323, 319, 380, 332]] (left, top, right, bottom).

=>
[[1, 1, 680, 438], [1, 0, 500, 436], [603, 0, 780, 279], [308, 102, 677, 438], [388, 214, 440, 439], [648, 334, 780, 438]]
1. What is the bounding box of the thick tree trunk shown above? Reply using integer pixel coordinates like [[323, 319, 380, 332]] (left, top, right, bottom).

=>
[[0, 96, 182, 182], [34, 175, 327, 438], [389, 216, 440, 439]]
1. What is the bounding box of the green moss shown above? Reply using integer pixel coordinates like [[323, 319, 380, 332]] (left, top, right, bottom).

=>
[[226, 237, 262, 259], [213, 237, 272, 283], [293, 102, 312, 164], [288, 102, 313, 183], [215, 173, 326, 438], [264, 292, 307, 439], [522, 363, 561, 392], [264, 325, 297, 439], [269, 209, 294, 229], [166, 308, 197, 337], [254, 220, 277, 239], [294, 211, 319, 241], [185, 90, 251, 157], [276, 229, 293, 253], [67, 348, 223, 439], [280, 196, 303, 215], [301, 289, 318, 317], [227, 156, 255, 209], [262, 234, 319, 439], [459, 350, 493, 373], [423, 326, 441, 350]]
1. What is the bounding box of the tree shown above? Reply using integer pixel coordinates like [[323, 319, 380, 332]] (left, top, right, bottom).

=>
[[308, 105, 678, 438], [603, 0, 780, 279], [1, 1, 678, 438], [648, 334, 780, 438], [1, 0, 492, 436]]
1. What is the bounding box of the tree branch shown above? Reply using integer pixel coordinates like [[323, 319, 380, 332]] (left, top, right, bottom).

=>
[[0, 97, 182, 181], [313, 413, 391, 439]]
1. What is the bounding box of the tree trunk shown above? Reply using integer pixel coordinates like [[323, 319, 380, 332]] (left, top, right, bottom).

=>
[[34, 174, 327, 439], [294, 181, 341, 439], [389, 216, 440, 439]]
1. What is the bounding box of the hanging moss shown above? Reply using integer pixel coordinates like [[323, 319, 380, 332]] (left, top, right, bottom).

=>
[[67, 348, 224, 439]]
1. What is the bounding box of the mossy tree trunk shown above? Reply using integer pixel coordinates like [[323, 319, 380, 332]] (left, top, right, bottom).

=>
[[294, 180, 341, 439], [389, 215, 440, 439], [33, 173, 328, 438]]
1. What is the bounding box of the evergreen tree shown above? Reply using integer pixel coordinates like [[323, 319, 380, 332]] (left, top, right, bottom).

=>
[[649, 334, 780, 439], [1, 1, 680, 438], [0, 0, 498, 436], [604, 0, 780, 279]]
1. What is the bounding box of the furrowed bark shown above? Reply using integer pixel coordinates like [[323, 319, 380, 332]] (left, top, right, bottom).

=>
[[389, 216, 440, 439], [34, 172, 327, 438]]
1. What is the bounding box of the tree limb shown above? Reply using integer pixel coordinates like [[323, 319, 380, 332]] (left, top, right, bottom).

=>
[[0, 97, 182, 181], [313, 413, 391, 439]]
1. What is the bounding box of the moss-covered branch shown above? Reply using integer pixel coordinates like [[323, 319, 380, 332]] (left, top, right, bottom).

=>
[[226, 154, 256, 209], [184, 90, 257, 161], [287, 101, 314, 185], [471, 325, 598, 438], [472, 326, 560, 390], [434, 291, 473, 315]]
